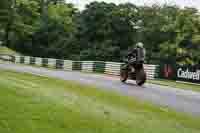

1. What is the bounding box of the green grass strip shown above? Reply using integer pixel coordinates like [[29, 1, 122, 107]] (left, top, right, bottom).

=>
[[0, 70, 200, 133]]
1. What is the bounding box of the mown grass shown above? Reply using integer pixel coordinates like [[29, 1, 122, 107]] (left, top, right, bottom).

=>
[[148, 79, 200, 92], [0, 70, 200, 133]]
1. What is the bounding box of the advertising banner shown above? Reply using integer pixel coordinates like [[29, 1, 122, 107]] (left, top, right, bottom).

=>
[[158, 64, 177, 80], [159, 64, 200, 84], [176, 65, 200, 84]]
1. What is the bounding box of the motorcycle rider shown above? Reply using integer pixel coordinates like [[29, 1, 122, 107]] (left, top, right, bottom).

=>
[[127, 42, 145, 63], [120, 42, 147, 85]]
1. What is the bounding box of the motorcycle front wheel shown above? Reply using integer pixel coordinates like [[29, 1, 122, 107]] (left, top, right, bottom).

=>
[[136, 69, 146, 86], [120, 69, 128, 82]]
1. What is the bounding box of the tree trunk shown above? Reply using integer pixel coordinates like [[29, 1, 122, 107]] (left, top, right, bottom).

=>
[[3, 0, 15, 47], [3, 20, 11, 47]]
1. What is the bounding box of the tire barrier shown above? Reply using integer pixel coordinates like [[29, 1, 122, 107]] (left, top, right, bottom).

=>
[[0, 54, 14, 62], [105, 62, 122, 76], [48, 58, 56, 68], [35, 57, 42, 66], [20, 56, 25, 64], [63, 60, 73, 71], [94, 61, 105, 73], [82, 61, 94, 72], [30, 57, 36, 65], [72, 61, 82, 71], [56, 59, 64, 69], [0, 55, 158, 80], [24, 56, 30, 65], [42, 58, 48, 67]]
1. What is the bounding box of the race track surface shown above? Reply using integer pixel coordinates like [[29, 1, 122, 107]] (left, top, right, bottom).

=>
[[0, 63, 200, 116]]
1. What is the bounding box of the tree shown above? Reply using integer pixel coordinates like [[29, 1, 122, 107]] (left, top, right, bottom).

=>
[[138, 5, 169, 63], [1, 1, 199, 64], [13, 1, 78, 59], [76, 2, 140, 61], [171, 7, 200, 64], [0, 0, 13, 46], [138, 5, 200, 64]]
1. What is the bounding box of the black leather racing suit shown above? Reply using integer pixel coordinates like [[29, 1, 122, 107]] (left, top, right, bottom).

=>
[[128, 47, 145, 63]]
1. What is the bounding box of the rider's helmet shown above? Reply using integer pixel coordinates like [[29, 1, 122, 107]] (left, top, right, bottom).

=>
[[136, 42, 144, 48]]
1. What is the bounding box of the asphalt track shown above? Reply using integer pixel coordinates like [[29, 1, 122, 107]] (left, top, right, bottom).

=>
[[0, 63, 200, 116]]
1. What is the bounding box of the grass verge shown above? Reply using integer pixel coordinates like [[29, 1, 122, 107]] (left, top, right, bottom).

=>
[[0, 46, 20, 55], [148, 79, 200, 92], [0, 70, 200, 133]]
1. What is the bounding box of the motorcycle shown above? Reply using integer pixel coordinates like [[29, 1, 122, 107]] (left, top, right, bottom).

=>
[[120, 51, 146, 86]]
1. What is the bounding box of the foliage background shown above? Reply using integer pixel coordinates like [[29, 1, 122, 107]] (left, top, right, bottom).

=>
[[0, 0, 200, 64]]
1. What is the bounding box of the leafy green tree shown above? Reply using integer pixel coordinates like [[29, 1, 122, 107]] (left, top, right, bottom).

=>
[[0, 0, 13, 46], [0, 0, 11, 26], [1, 1, 199, 64], [77, 2, 140, 61], [13, 1, 78, 59]]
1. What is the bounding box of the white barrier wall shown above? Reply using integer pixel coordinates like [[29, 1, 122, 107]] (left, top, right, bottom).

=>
[[1, 55, 159, 80], [82, 61, 94, 72], [35, 57, 42, 66], [63, 60, 73, 71], [0, 55, 13, 61], [144, 64, 158, 79], [15, 56, 20, 63], [104, 62, 157, 79], [48, 58, 56, 68], [105, 62, 122, 76], [24, 56, 30, 64]]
